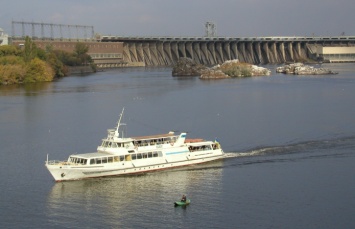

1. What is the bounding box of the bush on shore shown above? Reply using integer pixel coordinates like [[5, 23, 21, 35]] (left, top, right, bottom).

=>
[[0, 37, 95, 85]]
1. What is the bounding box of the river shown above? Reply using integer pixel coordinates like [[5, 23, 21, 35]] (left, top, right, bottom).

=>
[[0, 64, 354, 228]]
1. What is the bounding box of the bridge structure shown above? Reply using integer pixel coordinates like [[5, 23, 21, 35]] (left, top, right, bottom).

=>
[[100, 35, 355, 65]]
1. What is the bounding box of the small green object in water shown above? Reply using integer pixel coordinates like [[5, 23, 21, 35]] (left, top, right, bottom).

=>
[[174, 199, 191, 206]]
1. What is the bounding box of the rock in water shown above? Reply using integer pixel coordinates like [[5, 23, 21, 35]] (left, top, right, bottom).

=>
[[276, 63, 337, 75], [200, 59, 271, 79], [200, 68, 231, 79], [172, 58, 207, 76]]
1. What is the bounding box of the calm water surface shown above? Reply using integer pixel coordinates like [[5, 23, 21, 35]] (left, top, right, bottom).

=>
[[0, 64, 354, 228]]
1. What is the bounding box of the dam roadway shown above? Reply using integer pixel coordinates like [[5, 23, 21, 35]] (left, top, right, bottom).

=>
[[100, 36, 355, 66]]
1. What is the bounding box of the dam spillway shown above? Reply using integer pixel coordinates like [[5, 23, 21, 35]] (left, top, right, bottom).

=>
[[101, 36, 355, 66]]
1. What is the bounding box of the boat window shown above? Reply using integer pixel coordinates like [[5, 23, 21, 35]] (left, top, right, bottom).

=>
[[102, 157, 108, 163], [108, 157, 113, 163], [119, 156, 124, 161], [132, 154, 137, 160], [111, 142, 118, 148], [114, 156, 119, 162], [96, 158, 102, 164], [137, 153, 142, 159], [125, 155, 132, 161], [143, 153, 148, 158], [90, 159, 95, 164], [148, 152, 152, 158]]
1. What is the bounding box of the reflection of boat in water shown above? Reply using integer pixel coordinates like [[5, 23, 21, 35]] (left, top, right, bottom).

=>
[[46, 161, 223, 219], [45, 108, 224, 181]]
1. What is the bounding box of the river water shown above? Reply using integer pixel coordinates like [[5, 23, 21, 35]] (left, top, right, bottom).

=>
[[0, 64, 354, 228]]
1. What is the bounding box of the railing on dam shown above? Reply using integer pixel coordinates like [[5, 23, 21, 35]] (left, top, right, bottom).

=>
[[101, 36, 355, 43]]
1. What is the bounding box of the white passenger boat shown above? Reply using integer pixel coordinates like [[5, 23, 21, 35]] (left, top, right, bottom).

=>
[[45, 109, 224, 181]]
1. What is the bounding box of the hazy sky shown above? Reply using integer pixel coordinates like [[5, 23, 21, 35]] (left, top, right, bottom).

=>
[[1, 0, 355, 37]]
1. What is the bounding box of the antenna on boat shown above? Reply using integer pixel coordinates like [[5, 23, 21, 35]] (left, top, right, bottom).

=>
[[114, 107, 125, 138]]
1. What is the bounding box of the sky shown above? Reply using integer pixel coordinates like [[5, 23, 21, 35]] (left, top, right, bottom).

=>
[[1, 0, 355, 38]]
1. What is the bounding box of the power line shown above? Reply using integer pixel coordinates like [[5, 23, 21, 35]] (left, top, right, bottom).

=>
[[11, 20, 95, 40]]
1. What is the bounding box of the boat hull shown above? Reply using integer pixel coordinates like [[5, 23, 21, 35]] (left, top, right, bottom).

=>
[[174, 199, 191, 206], [46, 153, 223, 181]]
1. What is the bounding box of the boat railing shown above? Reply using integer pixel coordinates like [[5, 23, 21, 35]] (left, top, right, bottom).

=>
[[46, 160, 90, 166], [46, 160, 68, 165]]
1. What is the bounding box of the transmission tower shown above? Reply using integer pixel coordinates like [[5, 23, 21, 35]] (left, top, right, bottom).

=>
[[205, 22, 216, 37], [11, 20, 95, 40]]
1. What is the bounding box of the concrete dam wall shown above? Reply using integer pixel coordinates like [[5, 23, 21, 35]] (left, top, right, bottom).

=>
[[121, 40, 308, 66], [101, 36, 355, 66]]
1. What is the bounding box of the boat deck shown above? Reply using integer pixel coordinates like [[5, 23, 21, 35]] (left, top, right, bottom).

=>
[[131, 132, 175, 140]]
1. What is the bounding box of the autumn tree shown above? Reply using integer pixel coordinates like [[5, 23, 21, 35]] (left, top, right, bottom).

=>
[[23, 36, 38, 62], [74, 42, 92, 65]]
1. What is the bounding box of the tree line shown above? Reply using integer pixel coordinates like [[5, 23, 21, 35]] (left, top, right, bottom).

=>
[[0, 37, 95, 85]]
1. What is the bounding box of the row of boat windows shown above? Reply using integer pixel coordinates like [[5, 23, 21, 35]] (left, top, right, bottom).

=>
[[69, 151, 163, 165], [130, 151, 162, 160], [133, 138, 177, 147], [69, 156, 121, 165], [101, 138, 177, 148], [101, 141, 130, 148], [189, 143, 220, 151]]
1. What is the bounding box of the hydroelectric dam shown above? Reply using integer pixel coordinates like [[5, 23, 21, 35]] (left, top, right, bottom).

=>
[[100, 36, 355, 66], [7, 21, 355, 68], [8, 21, 355, 67]]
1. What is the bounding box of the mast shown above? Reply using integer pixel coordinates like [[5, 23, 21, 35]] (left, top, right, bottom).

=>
[[114, 108, 125, 138]]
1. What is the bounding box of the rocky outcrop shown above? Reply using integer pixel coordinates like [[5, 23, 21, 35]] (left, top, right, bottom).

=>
[[172, 57, 207, 76], [276, 63, 337, 75], [200, 59, 271, 79], [200, 68, 231, 79], [172, 58, 271, 79]]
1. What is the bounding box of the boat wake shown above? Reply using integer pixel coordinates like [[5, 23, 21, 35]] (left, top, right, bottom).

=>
[[223, 135, 355, 159]]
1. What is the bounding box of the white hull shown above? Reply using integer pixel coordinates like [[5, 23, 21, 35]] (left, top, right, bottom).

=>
[[46, 150, 223, 181]]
